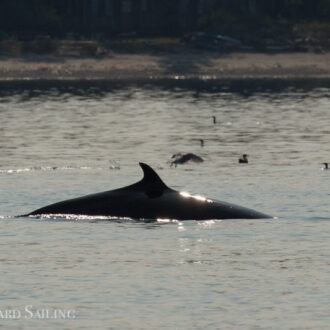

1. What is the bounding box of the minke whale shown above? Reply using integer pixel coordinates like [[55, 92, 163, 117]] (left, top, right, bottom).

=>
[[24, 163, 272, 220]]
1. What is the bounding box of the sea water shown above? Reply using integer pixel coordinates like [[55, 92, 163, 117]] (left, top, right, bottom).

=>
[[0, 80, 330, 329]]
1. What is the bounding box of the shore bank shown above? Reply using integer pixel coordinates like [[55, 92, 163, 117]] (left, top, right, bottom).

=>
[[0, 51, 330, 81]]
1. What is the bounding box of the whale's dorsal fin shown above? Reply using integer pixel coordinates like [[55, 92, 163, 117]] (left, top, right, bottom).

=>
[[137, 162, 170, 198]]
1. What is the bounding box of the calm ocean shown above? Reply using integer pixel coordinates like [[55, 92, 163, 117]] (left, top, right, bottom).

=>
[[0, 80, 329, 329]]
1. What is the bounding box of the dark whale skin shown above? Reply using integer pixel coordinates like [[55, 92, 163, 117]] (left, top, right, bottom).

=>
[[25, 163, 272, 220]]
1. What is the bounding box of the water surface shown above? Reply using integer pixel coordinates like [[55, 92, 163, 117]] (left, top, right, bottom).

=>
[[0, 80, 329, 329]]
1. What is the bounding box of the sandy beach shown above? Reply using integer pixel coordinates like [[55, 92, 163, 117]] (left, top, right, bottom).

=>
[[0, 51, 330, 81]]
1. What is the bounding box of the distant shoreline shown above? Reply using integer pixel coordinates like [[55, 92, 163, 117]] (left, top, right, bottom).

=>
[[0, 51, 330, 83]]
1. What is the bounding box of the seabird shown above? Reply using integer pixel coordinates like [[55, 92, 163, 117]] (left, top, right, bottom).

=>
[[170, 153, 204, 167], [239, 154, 248, 164]]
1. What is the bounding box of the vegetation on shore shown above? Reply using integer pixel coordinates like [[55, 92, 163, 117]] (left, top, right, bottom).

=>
[[0, 38, 185, 57], [1, 0, 330, 56]]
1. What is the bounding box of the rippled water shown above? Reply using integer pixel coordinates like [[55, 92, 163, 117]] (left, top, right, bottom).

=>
[[1, 80, 330, 329]]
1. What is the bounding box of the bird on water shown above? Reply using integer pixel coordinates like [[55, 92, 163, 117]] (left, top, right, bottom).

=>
[[170, 153, 204, 167], [239, 154, 248, 164]]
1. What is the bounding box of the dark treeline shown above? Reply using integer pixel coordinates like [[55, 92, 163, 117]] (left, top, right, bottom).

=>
[[1, 0, 330, 41]]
